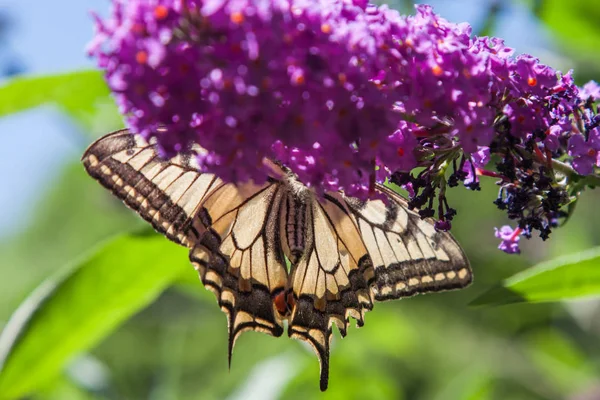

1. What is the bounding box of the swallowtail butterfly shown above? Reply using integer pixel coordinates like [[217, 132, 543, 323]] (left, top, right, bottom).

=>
[[82, 129, 472, 391]]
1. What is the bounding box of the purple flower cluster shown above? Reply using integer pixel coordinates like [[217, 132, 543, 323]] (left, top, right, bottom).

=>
[[89, 0, 408, 192], [90, 1, 600, 254]]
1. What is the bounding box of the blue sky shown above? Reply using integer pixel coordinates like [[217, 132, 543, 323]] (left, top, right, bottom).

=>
[[0, 0, 107, 236], [0, 0, 555, 237]]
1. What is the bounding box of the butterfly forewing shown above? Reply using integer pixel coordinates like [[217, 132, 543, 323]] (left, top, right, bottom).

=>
[[82, 129, 217, 246]]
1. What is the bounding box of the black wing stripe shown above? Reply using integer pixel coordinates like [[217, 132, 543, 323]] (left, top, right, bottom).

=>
[[345, 184, 472, 302], [82, 130, 219, 246]]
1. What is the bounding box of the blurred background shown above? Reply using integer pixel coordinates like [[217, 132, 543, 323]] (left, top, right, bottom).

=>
[[1, 0, 600, 399]]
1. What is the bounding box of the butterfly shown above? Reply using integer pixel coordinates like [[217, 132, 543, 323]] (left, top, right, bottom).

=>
[[82, 129, 472, 391]]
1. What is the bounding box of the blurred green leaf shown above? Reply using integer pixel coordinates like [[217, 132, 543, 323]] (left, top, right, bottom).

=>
[[0, 163, 142, 320], [524, 330, 597, 396], [535, 0, 600, 69], [33, 371, 101, 400], [431, 366, 493, 400], [0, 233, 189, 399], [471, 247, 600, 306], [0, 70, 121, 134]]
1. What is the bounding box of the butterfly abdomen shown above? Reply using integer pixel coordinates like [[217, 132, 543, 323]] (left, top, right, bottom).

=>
[[284, 192, 308, 264]]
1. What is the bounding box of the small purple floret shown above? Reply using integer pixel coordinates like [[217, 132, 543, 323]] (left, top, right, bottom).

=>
[[494, 225, 521, 254]]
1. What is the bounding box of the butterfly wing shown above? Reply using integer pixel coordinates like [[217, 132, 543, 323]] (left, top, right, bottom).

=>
[[345, 184, 472, 301], [287, 192, 376, 391], [82, 130, 289, 363], [188, 181, 289, 364], [82, 129, 217, 246], [287, 185, 471, 391], [83, 130, 471, 391]]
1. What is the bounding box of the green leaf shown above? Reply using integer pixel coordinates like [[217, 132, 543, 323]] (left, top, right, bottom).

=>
[[471, 247, 600, 306], [0, 233, 191, 399], [0, 163, 143, 321], [524, 330, 596, 396], [535, 0, 600, 73], [0, 70, 121, 134]]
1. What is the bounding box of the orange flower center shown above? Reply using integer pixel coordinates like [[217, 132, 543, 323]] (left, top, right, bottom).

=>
[[135, 50, 148, 64], [587, 148, 597, 157], [230, 11, 244, 24], [154, 5, 168, 20]]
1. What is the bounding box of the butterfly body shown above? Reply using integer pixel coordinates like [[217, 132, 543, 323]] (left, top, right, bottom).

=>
[[82, 129, 472, 391]]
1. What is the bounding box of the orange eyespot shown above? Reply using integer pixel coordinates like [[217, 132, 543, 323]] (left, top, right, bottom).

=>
[[274, 291, 287, 315], [321, 23, 331, 34], [286, 292, 296, 311], [274, 290, 296, 316], [527, 77, 537, 87], [397, 147, 405, 157]]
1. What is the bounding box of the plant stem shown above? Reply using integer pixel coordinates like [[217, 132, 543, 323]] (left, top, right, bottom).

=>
[[550, 158, 600, 187]]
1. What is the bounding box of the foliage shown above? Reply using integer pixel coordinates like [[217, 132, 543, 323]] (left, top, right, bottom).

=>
[[2, 2, 600, 399], [473, 247, 600, 306], [0, 233, 189, 399]]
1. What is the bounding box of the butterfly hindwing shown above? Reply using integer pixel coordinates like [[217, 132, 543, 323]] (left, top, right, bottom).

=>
[[346, 184, 472, 301], [188, 182, 289, 364], [288, 192, 375, 391]]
